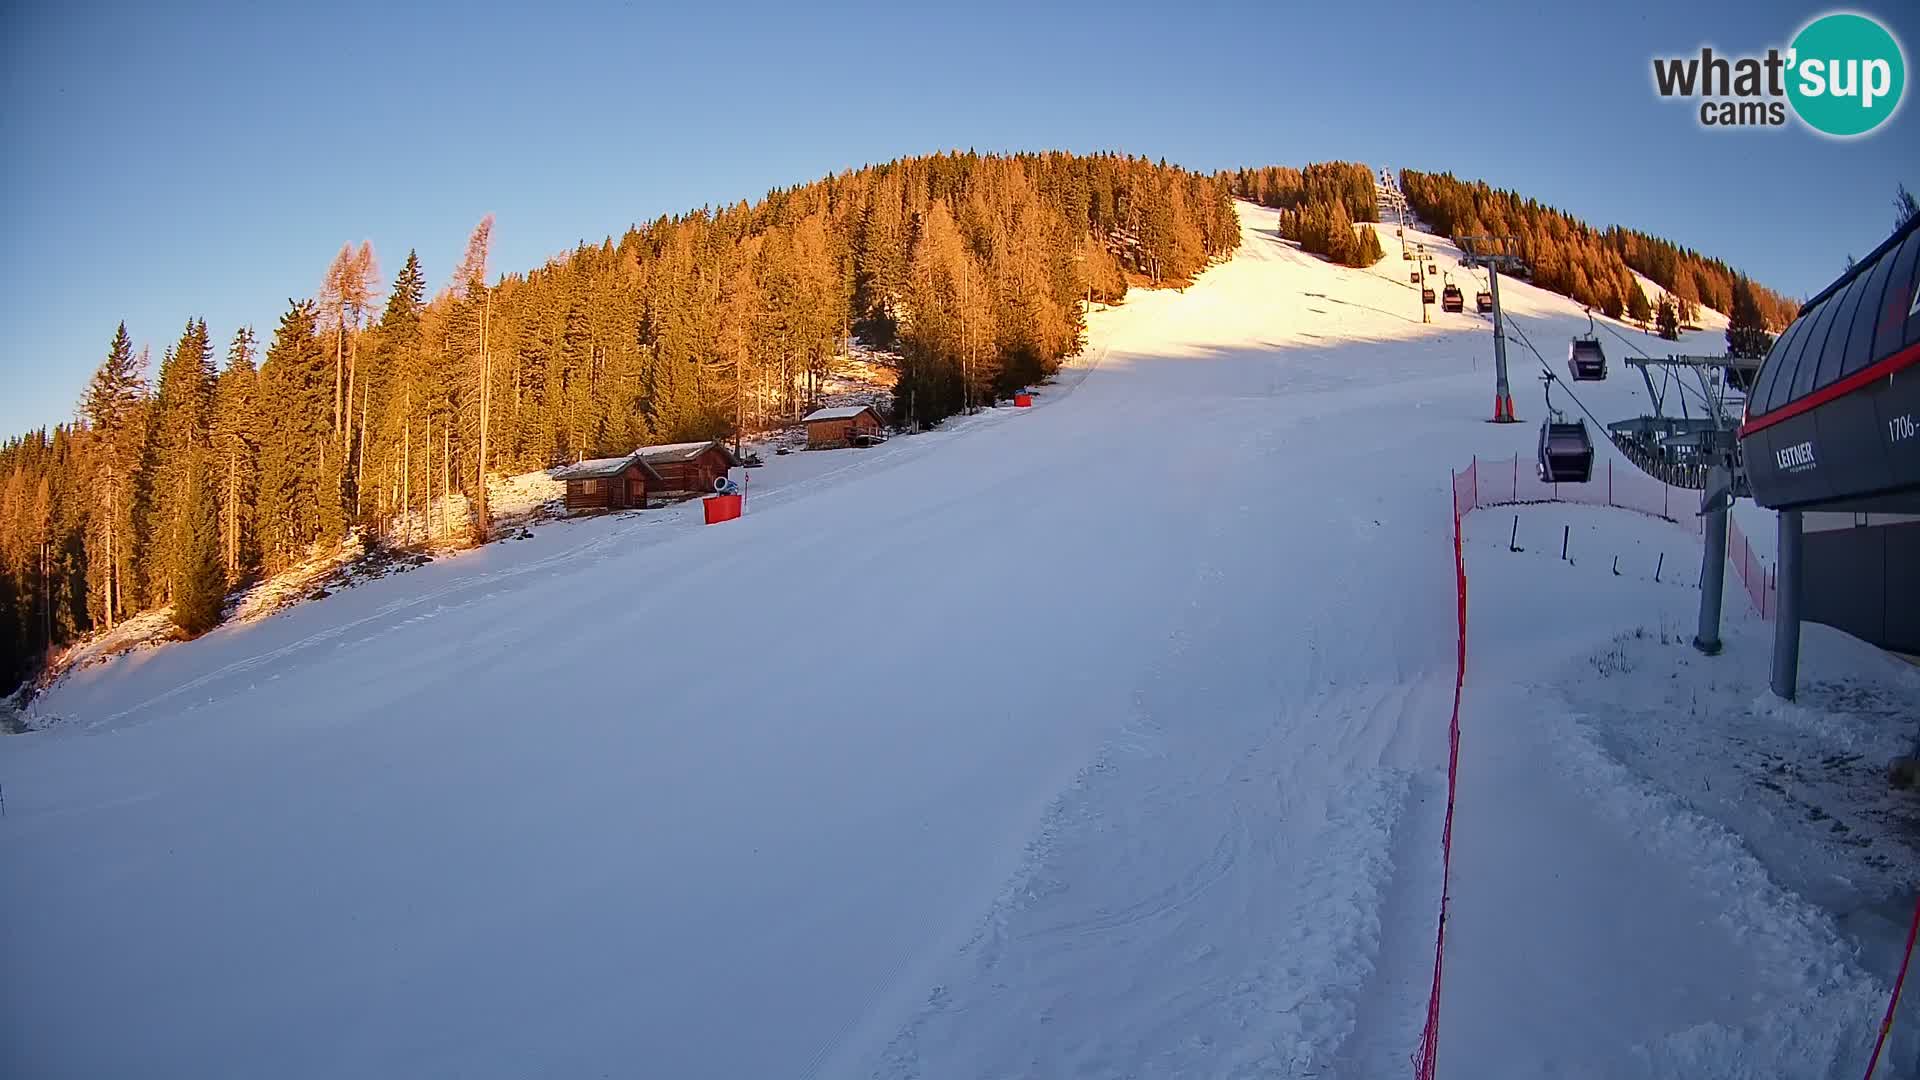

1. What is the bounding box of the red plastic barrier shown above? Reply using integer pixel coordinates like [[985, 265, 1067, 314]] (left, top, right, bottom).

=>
[[702, 493, 742, 524], [1014, 392, 1033, 407]]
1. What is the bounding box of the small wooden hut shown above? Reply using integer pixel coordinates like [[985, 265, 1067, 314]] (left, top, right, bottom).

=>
[[802, 405, 886, 450], [637, 441, 742, 496], [553, 452, 663, 512]]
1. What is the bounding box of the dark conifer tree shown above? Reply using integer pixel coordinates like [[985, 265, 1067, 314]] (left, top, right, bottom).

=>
[[81, 324, 148, 629], [147, 319, 215, 602], [256, 300, 328, 570], [1725, 277, 1775, 358], [1626, 282, 1653, 326], [169, 450, 224, 635], [211, 327, 260, 579], [1655, 297, 1680, 341]]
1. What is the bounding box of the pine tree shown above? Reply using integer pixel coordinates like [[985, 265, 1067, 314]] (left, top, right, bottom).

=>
[[1627, 282, 1653, 326], [1655, 296, 1680, 341], [169, 449, 224, 635], [146, 318, 215, 603], [1671, 273, 1701, 328], [211, 327, 260, 580], [80, 324, 148, 629], [1725, 276, 1775, 358], [448, 216, 496, 539], [256, 300, 328, 571], [895, 199, 974, 425], [1352, 224, 1385, 266], [362, 251, 426, 534], [1895, 183, 1918, 230], [857, 176, 912, 339]]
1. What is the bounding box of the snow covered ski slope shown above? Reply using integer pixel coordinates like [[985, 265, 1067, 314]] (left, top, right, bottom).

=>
[[3, 203, 1907, 1078]]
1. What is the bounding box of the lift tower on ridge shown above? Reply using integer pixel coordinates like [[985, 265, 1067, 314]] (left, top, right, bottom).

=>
[[1460, 235, 1525, 422]]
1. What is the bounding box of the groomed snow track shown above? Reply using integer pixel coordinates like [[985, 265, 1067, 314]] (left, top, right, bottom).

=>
[[3, 203, 1899, 1079]]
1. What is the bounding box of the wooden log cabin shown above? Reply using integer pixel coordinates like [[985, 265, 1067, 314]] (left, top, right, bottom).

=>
[[802, 405, 886, 449], [636, 440, 741, 496], [553, 452, 662, 512]]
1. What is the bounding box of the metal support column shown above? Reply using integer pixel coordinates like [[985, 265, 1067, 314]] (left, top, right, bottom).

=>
[[1770, 509, 1803, 700], [1694, 504, 1727, 655], [1488, 267, 1513, 421], [1462, 235, 1522, 423]]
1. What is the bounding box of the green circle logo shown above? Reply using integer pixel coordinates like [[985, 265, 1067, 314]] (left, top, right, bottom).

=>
[[1787, 12, 1906, 137]]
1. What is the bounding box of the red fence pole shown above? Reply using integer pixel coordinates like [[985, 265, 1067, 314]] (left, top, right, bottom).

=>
[[1417, 497, 1471, 1080], [1862, 894, 1920, 1079]]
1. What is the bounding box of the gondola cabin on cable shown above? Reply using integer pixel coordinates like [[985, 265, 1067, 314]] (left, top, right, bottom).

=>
[[1738, 213, 1920, 653], [1476, 289, 1494, 314], [1441, 283, 1464, 313], [1535, 374, 1594, 484], [1538, 421, 1596, 483], [1567, 312, 1608, 381], [1409, 269, 1421, 284], [1427, 262, 1437, 275], [1421, 286, 1436, 305], [1403, 250, 1413, 260], [553, 452, 663, 512]]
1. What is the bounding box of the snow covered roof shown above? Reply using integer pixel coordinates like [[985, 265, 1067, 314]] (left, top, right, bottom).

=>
[[551, 453, 661, 481], [803, 405, 880, 423], [637, 440, 740, 466]]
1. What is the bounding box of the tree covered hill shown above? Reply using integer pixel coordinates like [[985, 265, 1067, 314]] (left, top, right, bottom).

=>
[[0, 151, 1239, 691], [1399, 169, 1798, 330], [0, 152, 1813, 694], [1223, 163, 1386, 267]]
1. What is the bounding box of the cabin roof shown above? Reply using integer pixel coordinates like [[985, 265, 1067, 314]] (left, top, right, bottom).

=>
[[552, 452, 663, 482], [802, 405, 880, 423], [637, 440, 741, 466]]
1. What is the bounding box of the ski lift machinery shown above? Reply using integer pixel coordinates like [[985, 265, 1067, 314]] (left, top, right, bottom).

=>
[[1568, 310, 1609, 381], [1537, 372, 1594, 483]]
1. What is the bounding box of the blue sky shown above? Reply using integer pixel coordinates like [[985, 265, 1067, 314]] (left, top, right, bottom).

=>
[[2, 0, 1915, 436]]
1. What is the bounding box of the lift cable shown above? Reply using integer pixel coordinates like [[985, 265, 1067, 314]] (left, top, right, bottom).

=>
[[1594, 316, 1722, 418], [1501, 311, 1616, 436]]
